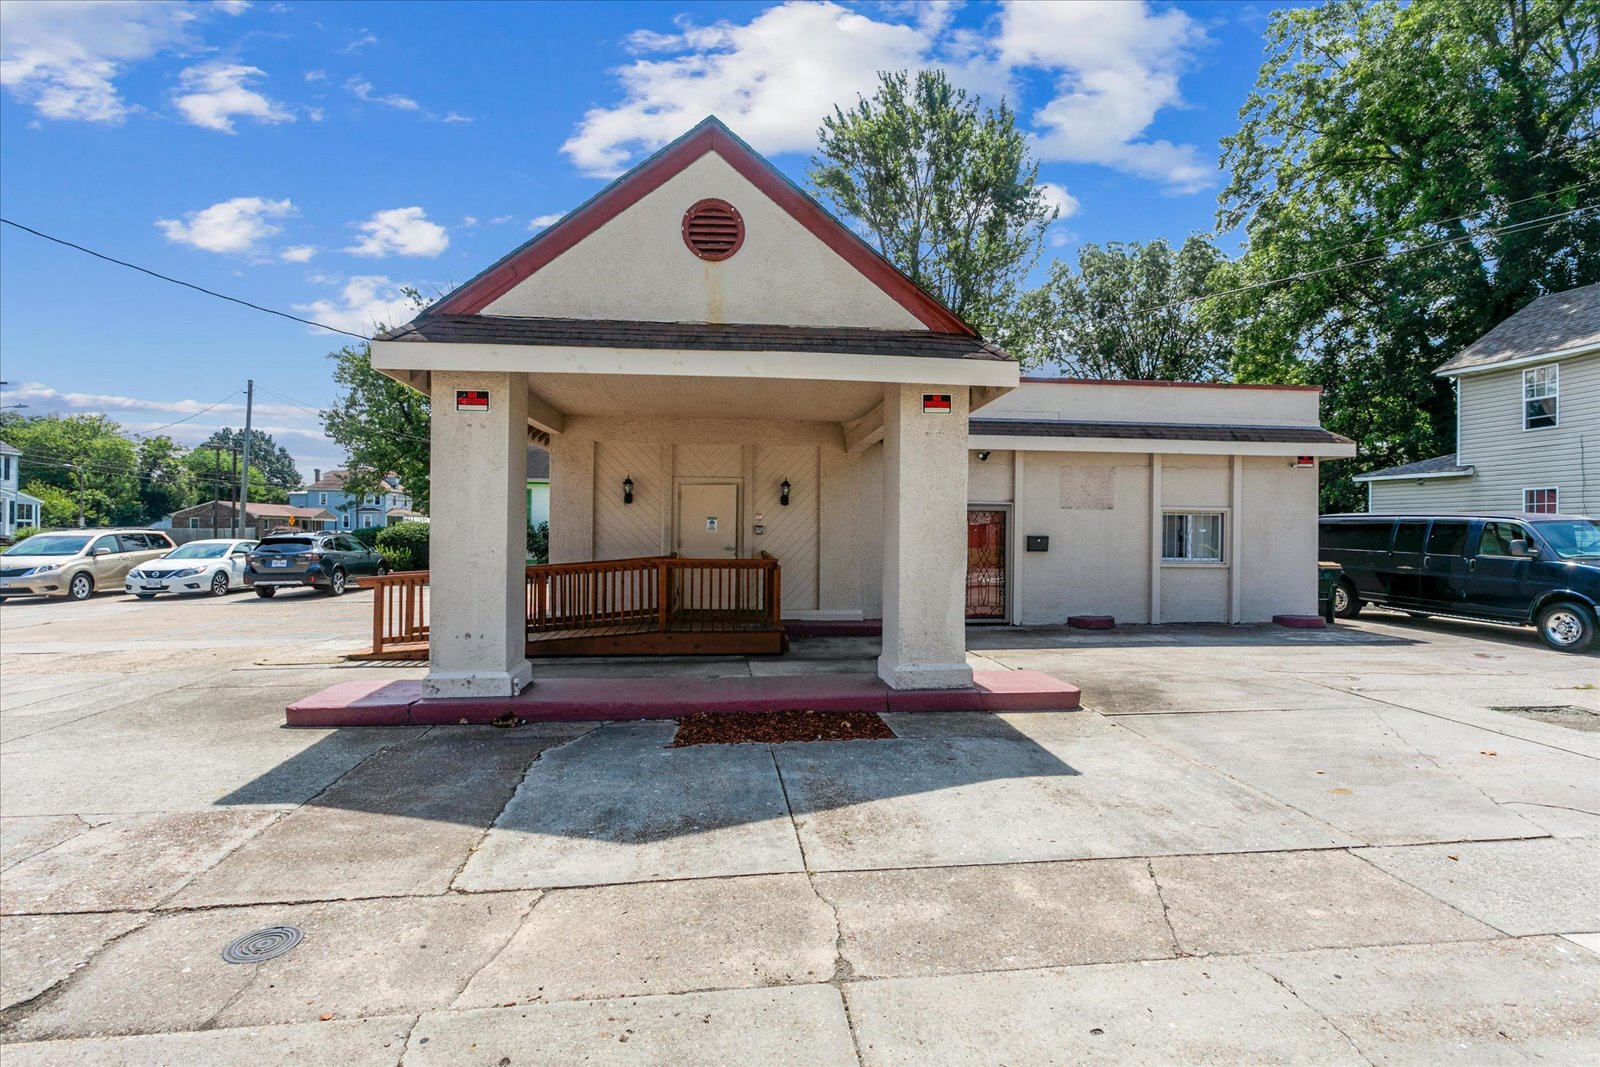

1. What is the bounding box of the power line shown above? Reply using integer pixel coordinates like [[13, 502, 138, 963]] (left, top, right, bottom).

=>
[[127, 390, 243, 438], [0, 217, 371, 341]]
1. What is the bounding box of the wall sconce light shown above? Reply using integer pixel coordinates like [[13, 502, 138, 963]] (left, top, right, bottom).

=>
[[976, 451, 992, 461], [622, 477, 634, 504], [779, 479, 791, 506]]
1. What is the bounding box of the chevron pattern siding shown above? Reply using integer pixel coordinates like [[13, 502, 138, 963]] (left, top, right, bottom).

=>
[[674, 443, 744, 478], [594, 442, 666, 561], [754, 445, 819, 610]]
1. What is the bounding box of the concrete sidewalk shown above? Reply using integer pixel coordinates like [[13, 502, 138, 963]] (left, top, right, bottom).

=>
[[2, 591, 1598, 1064]]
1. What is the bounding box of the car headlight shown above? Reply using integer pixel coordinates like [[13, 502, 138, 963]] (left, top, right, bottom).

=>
[[128, 568, 144, 579], [24, 563, 62, 576], [172, 567, 203, 577]]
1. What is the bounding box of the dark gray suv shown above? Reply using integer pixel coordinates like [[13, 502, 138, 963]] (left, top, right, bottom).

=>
[[243, 532, 387, 598], [1319, 513, 1600, 652]]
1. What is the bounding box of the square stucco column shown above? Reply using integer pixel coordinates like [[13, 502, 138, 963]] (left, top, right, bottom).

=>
[[878, 383, 973, 690], [423, 371, 534, 699]]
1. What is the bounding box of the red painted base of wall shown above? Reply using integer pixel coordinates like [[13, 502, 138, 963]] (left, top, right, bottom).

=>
[[1272, 614, 1328, 629], [1067, 615, 1116, 630], [285, 670, 1081, 728]]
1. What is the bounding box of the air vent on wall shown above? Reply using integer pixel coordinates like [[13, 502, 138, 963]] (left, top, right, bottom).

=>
[[682, 199, 745, 261]]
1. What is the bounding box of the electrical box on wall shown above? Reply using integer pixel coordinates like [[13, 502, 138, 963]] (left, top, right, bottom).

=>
[[1026, 535, 1050, 552]]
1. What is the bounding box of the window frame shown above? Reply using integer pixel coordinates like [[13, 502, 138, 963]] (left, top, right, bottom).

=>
[[1522, 365, 1558, 431], [1161, 510, 1227, 565], [1522, 487, 1560, 514]]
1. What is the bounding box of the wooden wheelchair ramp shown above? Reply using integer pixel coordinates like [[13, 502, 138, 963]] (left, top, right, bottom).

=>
[[353, 554, 784, 660]]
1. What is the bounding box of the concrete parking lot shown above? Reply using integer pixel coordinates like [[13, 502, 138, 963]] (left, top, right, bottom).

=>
[[1, 587, 1597, 1064]]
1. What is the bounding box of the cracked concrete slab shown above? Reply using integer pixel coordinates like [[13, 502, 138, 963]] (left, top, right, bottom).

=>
[[0, 810, 279, 915], [4, 893, 530, 1041], [777, 729, 1351, 872], [1119, 705, 1551, 845], [814, 858, 1174, 979], [174, 726, 589, 906], [456, 872, 836, 1007], [407, 985, 857, 1066], [1150, 849, 1501, 955], [1354, 837, 1600, 935], [0, 817, 91, 872], [0, 1015, 415, 1067], [845, 955, 1368, 1065], [1257, 936, 1600, 1064], [455, 722, 803, 890], [0, 913, 147, 1012]]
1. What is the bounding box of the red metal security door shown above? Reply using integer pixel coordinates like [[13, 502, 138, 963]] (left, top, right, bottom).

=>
[[966, 509, 1007, 620]]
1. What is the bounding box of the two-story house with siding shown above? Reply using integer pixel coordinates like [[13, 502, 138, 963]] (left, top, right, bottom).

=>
[[289, 469, 420, 530], [1355, 283, 1598, 516], [0, 440, 45, 540]]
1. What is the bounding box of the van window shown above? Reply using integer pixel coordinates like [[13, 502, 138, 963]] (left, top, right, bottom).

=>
[[1426, 521, 1469, 556], [1393, 521, 1427, 554], [1477, 521, 1531, 557], [1322, 521, 1392, 552]]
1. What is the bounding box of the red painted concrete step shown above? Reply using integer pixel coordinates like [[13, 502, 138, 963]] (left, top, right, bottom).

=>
[[285, 670, 1081, 727]]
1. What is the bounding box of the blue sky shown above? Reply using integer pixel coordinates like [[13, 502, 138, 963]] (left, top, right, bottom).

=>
[[0, 0, 1292, 478]]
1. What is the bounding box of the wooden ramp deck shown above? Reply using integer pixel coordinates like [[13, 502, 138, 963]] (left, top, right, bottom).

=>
[[352, 554, 785, 660]]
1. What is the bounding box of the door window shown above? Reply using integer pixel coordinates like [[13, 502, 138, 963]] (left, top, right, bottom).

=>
[[89, 535, 118, 556], [965, 510, 1007, 619], [1426, 521, 1469, 557], [1477, 521, 1530, 558], [1393, 521, 1427, 554]]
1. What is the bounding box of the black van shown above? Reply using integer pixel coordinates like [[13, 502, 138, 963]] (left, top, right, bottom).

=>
[[1319, 513, 1600, 652]]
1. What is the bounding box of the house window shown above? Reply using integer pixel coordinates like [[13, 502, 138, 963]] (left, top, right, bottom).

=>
[[319, 492, 327, 505], [2, 455, 11, 480], [1523, 487, 1559, 514], [361, 513, 374, 528], [1523, 366, 1558, 429], [188, 517, 201, 529], [1162, 512, 1225, 563], [342, 514, 351, 528]]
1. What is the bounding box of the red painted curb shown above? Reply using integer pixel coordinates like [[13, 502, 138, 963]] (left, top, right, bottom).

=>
[[1067, 615, 1115, 630], [1272, 614, 1328, 629]]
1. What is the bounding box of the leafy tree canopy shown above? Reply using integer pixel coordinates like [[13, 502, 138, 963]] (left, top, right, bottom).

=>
[[1215, 0, 1600, 509], [202, 427, 302, 490], [1018, 236, 1233, 380], [809, 69, 1056, 347], [181, 447, 289, 505], [1, 413, 137, 526]]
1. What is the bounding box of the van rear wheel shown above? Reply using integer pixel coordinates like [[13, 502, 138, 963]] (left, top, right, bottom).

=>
[[1332, 580, 1362, 618], [1537, 601, 1596, 654]]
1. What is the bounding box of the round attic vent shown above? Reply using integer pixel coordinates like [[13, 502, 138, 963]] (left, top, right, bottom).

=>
[[682, 199, 744, 261]]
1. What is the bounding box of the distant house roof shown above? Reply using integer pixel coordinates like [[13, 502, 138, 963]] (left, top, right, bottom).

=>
[[1435, 283, 1600, 375], [305, 468, 406, 494], [968, 419, 1353, 446], [1352, 454, 1476, 482], [173, 501, 338, 521], [527, 444, 550, 481], [0, 439, 18, 457], [378, 315, 1013, 362]]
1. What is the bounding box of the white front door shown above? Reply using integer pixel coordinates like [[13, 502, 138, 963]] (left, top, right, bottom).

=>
[[677, 483, 739, 558]]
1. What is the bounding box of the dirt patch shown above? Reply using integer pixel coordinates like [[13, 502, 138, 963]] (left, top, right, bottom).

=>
[[1490, 705, 1600, 732], [671, 710, 896, 746]]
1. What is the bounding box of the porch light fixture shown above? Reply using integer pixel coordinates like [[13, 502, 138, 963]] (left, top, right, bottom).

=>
[[779, 479, 791, 506], [976, 451, 992, 461], [622, 477, 634, 504]]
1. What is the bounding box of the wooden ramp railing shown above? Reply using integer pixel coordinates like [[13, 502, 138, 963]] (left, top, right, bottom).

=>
[[354, 553, 783, 660]]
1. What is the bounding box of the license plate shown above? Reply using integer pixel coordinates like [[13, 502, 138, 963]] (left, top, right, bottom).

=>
[[141, 584, 167, 591], [270, 559, 289, 568]]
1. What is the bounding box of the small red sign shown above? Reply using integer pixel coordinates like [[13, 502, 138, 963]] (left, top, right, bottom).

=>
[[922, 393, 952, 414], [1295, 455, 1315, 468], [456, 390, 489, 411]]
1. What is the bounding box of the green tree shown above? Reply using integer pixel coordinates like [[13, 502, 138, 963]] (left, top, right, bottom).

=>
[[1216, 0, 1600, 510], [201, 427, 302, 490], [135, 436, 198, 523], [20, 482, 79, 529], [181, 447, 288, 506], [3, 414, 137, 526], [809, 69, 1057, 346], [1018, 236, 1233, 378]]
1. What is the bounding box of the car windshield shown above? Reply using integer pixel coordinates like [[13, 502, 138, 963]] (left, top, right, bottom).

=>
[[165, 543, 229, 560], [1532, 519, 1600, 560], [3, 534, 92, 556]]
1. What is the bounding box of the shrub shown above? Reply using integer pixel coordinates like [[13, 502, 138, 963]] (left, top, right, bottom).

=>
[[527, 521, 549, 564], [350, 526, 382, 548], [377, 544, 415, 571], [376, 520, 430, 570]]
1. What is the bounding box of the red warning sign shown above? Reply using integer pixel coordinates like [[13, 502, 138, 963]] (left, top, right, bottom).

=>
[[456, 390, 489, 411], [922, 393, 952, 414]]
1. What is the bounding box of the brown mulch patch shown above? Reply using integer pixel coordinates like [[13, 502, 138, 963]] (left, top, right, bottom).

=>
[[670, 709, 896, 746]]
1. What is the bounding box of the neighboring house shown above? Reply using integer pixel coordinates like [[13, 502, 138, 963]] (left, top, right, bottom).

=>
[[367, 116, 1353, 700], [0, 440, 44, 539], [165, 500, 337, 534], [289, 469, 417, 529], [527, 444, 550, 528], [1356, 283, 1599, 515]]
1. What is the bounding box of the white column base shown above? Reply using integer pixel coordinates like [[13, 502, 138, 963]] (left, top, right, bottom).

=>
[[877, 658, 974, 690], [422, 662, 534, 700]]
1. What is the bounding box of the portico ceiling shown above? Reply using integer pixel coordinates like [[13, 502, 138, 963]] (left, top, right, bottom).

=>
[[528, 372, 885, 423]]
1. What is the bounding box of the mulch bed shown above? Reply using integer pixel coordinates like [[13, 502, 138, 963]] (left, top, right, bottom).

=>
[[671, 709, 896, 746]]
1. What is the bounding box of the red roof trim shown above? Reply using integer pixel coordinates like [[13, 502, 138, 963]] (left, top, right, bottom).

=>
[[430, 118, 975, 336], [1020, 377, 1323, 393]]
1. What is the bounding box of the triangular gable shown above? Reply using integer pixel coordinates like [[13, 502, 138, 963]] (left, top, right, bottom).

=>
[[428, 117, 975, 336]]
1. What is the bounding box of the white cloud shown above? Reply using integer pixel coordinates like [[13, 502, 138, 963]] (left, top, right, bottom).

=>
[[997, 1, 1209, 190], [0, 0, 197, 122], [528, 213, 563, 231], [293, 275, 415, 335], [4, 381, 304, 421], [173, 62, 295, 132], [339, 32, 378, 54], [280, 244, 317, 263], [346, 207, 449, 258], [439, 110, 473, 123], [213, 1, 251, 14], [1036, 181, 1080, 220], [157, 196, 295, 254], [304, 69, 326, 82], [346, 77, 418, 111]]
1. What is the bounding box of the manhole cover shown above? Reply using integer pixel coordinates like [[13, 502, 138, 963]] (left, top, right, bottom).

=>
[[1491, 705, 1600, 732], [222, 926, 303, 964]]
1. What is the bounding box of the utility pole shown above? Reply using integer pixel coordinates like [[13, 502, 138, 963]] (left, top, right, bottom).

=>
[[238, 380, 254, 538], [230, 446, 241, 536], [212, 449, 221, 534], [67, 463, 87, 527]]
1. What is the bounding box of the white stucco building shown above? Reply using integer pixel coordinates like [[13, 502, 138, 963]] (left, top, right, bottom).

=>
[[371, 117, 1353, 699]]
